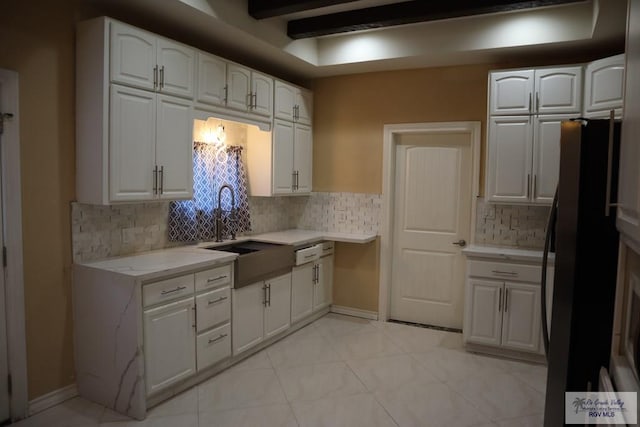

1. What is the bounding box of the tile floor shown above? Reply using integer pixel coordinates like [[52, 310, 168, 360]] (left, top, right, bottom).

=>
[[10, 314, 547, 427]]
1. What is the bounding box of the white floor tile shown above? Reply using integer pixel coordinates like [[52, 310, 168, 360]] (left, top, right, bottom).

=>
[[511, 364, 548, 395], [411, 347, 510, 383], [146, 387, 197, 418], [291, 393, 397, 427], [266, 335, 342, 369], [313, 313, 379, 338], [198, 403, 299, 427], [100, 413, 198, 427], [448, 371, 545, 421], [383, 325, 448, 354], [230, 349, 273, 372], [374, 380, 491, 427], [198, 368, 287, 413], [495, 413, 544, 427], [13, 397, 104, 427], [329, 331, 404, 361], [347, 354, 440, 392], [276, 361, 366, 402]]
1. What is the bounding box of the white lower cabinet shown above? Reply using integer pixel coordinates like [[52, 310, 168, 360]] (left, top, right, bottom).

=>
[[232, 272, 292, 355], [464, 257, 551, 356], [196, 323, 231, 371], [291, 253, 333, 323], [143, 296, 196, 395]]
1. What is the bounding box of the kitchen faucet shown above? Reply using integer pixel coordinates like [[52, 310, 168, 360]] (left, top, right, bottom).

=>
[[215, 184, 236, 242]]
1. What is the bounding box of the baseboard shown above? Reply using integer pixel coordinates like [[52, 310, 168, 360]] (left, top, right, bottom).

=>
[[28, 384, 78, 416], [330, 305, 379, 320]]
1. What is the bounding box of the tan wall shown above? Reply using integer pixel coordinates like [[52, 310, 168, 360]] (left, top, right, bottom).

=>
[[0, 1, 76, 399], [312, 65, 491, 312]]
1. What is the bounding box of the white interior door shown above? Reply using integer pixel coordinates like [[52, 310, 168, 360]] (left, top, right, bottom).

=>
[[0, 84, 9, 422], [390, 132, 472, 329]]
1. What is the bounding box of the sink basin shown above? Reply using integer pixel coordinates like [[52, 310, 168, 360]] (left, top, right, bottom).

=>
[[204, 241, 294, 288]]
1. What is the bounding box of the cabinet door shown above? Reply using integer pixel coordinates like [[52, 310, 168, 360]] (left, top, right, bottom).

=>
[[157, 38, 195, 98], [226, 64, 251, 111], [232, 282, 265, 355], [618, 1, 640, 247], [584, 54, 625, 114], [293, 124, 313, 194], [295, 89, 313, 125], [197, 53, 227, 106], [535, 67, 582, 114], [196, 287, 230, 332], [314, 256, 333, 312], [274, 81, 296, 121], [465, 279, 503, 347], [501, 282, 541, 353], [264, 273, 292, 338], [489, 70, 534, 115], [291, 263, 314, 323], [109, 85, 156, 202], [532, 115, 574, 204], [110, 22, 156, 91], [251, 72, 273, 117], [197, 323, 231, 371], [272, 120, 295, 194], [155, 95, 193, 200], [486, 116, 533, 203], [143, 297, 196, 395]]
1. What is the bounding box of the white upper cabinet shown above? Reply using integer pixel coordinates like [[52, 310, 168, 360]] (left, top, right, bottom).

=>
[[293, 124, 313, 193], [196, 52, 227, 107], [271, 120, 296, 194], [531, 115, 571, 204], [274, 80, 313, 125], [490, 66, 582, 116], [534, 67, 582, 114], [584, 54, 625, 117], [226, 64, 273, 118], [110, 21, 195, 98], [490, 70, 534, 115]]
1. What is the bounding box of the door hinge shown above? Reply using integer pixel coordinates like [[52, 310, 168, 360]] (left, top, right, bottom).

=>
[[7, 374, 12, 395], [0, 112, 14, 135], [2, 246, 6, 268]]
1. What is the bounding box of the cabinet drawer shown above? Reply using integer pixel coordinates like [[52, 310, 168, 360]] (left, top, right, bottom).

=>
[[295, 244, 321, 266], [320, 241, 335, 257], [467, 260, 541, 283], [197, 323, 231, 371], [196, 287, 231, 332], [195, 264, 232, 291], [143, 274, 195, 307]]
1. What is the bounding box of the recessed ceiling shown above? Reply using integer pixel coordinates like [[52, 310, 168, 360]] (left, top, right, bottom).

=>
[[82, 0, 627, 81]]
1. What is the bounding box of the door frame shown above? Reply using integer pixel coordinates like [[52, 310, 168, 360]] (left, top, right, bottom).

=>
[[378, 122, 481, 321], [0, 69, 28, 420]]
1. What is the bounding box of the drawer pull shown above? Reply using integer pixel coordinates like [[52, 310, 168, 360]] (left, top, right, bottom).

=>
[[207, 296, 228, 305], [491, 270, 518, 276], [160, 285, 187, 295], [208, 333, 227, 344], [304, 254, 316, 259], [207, 275, 228, 283]]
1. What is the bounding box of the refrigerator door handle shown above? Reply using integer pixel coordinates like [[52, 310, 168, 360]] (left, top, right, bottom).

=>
[[541, 186, 558, 360], [605, 109, 619, 216]]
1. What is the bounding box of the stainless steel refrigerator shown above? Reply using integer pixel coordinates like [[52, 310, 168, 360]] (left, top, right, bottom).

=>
[[542, 118, 621, 426]]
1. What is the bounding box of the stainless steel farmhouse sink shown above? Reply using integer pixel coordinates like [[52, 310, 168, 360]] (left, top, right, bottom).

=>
[[204, 240, 294, 288]]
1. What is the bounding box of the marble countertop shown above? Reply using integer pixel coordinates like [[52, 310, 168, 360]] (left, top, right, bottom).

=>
[[76, 229, 376, 280], [77, 246, 237, 281], [462, 245, 555, 263]]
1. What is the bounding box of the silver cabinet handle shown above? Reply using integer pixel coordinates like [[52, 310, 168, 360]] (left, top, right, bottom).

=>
[[263, 284, 268, 306], [492, 270, 518, 276], [533, 175, 537, 199], [267, 283, 271, 307], [528, 93, 532, 113], [153, 166, 159, 195], [504, 288, 509, 312], [159, 166, 164, 195], [208, 333, 227, 344], [153, 66, 158, 89], [161, 285, 187, 295], [253, 93, 257, 109], [207, 296, 228, 305], [223, 84, 228, 104], [498, 288, 503, 312], [536, 92, 539, 113], [294, 171, 299, 190], [527, 174, 531, 198], [452, 240, 466, 247], [247, 93, 252, 109], [207, 275, 228, 283], [160, 66, 165, 89]]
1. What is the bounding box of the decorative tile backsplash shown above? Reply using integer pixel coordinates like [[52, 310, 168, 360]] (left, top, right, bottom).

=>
[[72, 192, 382, 262], [474, 198, 550, 249]]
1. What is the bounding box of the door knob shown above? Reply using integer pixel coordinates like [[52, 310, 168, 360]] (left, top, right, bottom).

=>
[[452, 239, 467, 247]]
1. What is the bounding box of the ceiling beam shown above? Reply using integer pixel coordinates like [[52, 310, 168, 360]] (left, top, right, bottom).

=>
[[248, 0, 359, 19], [287, 0, 585, 39]]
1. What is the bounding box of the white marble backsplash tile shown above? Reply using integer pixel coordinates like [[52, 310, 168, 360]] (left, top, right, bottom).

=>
[[474, 198, 550, 249], [72, 192, 382, 263]]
